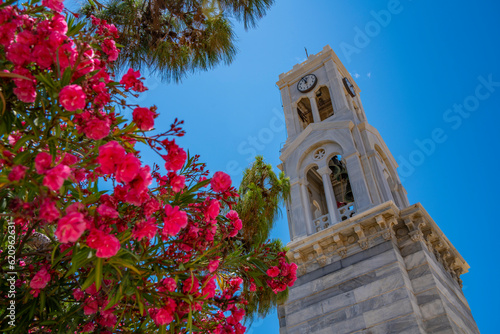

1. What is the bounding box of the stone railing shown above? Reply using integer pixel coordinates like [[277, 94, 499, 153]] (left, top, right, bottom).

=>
[[313, 213, 331, 232], [338, 202, 356, 221]]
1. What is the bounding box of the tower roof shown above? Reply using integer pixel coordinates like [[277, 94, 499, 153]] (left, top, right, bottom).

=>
[[276, 45, 361, 94]]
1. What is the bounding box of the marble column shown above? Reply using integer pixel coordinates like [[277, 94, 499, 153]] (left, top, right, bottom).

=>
[[317, 166, 341, 225], [324, 59, 350, 112], [344, 153, 372, 210], [299, 180, 313, 235], [309, 95, 321, 123]]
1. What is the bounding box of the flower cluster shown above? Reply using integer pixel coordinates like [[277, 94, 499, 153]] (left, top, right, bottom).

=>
[[0, 1, 296, 333], [266, 253, 298, 294]]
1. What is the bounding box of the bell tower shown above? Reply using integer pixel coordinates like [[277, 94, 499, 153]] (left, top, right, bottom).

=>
[[276, 46, 479, 334]]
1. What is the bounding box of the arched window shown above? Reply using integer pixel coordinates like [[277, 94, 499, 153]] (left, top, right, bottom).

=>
[[315, 86, 334, 121], [306, 167, 329, 231], [296, 98, 313, 129], [329, 155, 355, 220]]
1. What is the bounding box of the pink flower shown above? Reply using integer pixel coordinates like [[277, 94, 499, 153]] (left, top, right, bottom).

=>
[[84, 297, 98, 315], [8, 165, 27, 181], [98, 310, 117, 327], [132, 107, 156, 131], [0, 22, 18, 47], [73, 288, 84, 301], [82, 322, 95, 332], [40, 199, 60, 222], [35, 152, 52, 174], [205, 199, 220, 221], [49, 13, 68, 34], [42, 0, 64, 13], [86, 229, 121, 258], [201, 276, 216, 299], [183, 277, 199, 295], [229, 216, 243, 237], [125, 166, 152, 206], [227, 308, 245, 326], [287, 263, 298, 287], [161, 278, 177, 292], [43, 164, 71, 192], [266, 266, 280, 278], [102, 39, 119, 61], [154, 304, 176, 326], [32, 44, 53, 68], [119, 68, 147, 92], [143, 197, 160, 217], [208, 259, 220, 273], [66, 202, 84, 214], [6, 43, 31, 66], [17, 30, 36, 46], [229, 277, 243, 290], [132, 218, 157, 241], [96, 204, 119, 218], [115, 153, 141, 183], [13, 84, 37, 103], [169, 173, 185, 193], [210, 171, 231, 192], [162, 205, 188, 236], [60, 153, 78, 166], [84, 118, 110, 140], [59, 84, 86, 111], [250, 283, 257, 292], [55, 212, 86, 243], [12, 67, 37, 103], [98, 141, 126, 174], [163, 140, 186, 171], [57, 42, 77, 70], [30, 267, 51, 289]]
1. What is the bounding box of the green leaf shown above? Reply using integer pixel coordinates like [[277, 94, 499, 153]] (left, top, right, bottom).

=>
[[81, 268, 96, 291], [67, 21, 86, 37], [66, 248, 92, 278], [95, 257, 103, 291], [13, 151, 30, 165], [35, 73, 57, 90], [13, 135, 35, 152], [135, 290, 144, 316], [60, 67, 73, 87], [110, 258, 142, 275], [40, 290, 46, 314], [103, 287, 122, 311]]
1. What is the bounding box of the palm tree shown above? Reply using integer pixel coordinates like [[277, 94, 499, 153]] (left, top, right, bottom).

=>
[[234, 156, 291, 322], [81, 0, 275, 82], [235, 156, 290, 248]]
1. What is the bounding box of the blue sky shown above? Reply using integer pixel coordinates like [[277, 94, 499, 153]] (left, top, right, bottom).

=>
[[133, 0, 500, 332]]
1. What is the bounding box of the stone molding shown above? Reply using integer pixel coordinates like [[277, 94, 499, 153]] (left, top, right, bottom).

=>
[[279, 120, 355, 162], [286, 202, 469, 287]]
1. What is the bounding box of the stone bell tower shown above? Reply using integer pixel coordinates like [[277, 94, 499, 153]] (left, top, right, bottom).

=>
[[276, 45, 479, 334]]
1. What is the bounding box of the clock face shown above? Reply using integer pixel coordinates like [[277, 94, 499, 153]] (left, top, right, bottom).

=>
[[343, 77, 356, 97], [297, 74, 318, 93]]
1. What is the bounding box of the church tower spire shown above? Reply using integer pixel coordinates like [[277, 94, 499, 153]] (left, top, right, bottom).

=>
[[276, 45, 479, 334]]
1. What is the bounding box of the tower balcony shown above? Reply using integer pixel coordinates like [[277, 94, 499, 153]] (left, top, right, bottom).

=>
[[313, 202, 357, 233]]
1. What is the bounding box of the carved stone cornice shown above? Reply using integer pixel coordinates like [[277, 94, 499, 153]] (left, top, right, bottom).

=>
[[286, 202, 469, 285]]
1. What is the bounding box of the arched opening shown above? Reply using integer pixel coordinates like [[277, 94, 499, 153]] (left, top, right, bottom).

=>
[[329, 155, 355, 220], [306, 167, 329, 231], [315, 86, 334, 121], [296, 98, 313, 129]]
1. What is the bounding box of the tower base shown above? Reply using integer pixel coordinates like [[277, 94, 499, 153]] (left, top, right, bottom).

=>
[[278, 202, 479, 334]]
